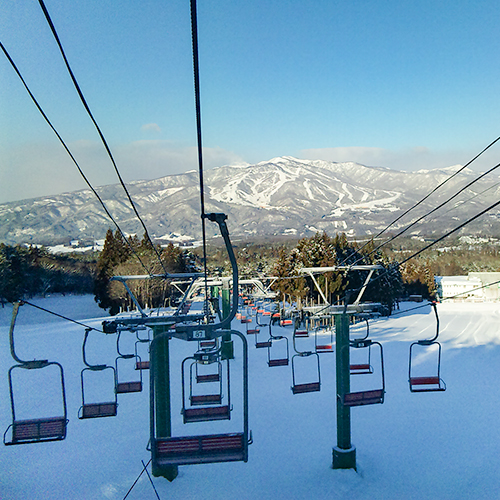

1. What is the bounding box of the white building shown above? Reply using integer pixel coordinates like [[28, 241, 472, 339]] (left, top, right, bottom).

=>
[[435, 273, 500, 302]]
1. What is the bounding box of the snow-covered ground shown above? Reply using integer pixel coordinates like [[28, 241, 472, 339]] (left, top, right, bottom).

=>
[[1, 296, 500, 499]]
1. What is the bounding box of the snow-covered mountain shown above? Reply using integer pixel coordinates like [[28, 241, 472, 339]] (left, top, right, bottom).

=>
[[1, 156, 500, 245]]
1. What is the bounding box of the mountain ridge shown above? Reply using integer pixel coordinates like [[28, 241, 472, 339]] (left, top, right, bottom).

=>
[[1, 156, 499, 245]]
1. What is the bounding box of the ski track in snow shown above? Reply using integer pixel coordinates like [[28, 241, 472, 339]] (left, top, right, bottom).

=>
[[1, 297, 500, 499]]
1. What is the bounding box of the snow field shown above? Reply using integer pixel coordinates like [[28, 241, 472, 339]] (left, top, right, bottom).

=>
[[1, 296, 500, 499]]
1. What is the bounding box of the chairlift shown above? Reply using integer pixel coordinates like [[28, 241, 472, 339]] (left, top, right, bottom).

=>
[[409, 302, 446, 392], [181, 349, 230, 423], [253, 312, 271, 348], [135, 328, 151, 370], [79, 328, 118, 419], [266, 321, 289, 367], [150, 330, 251, 468], [115, 331, 142, 394], [314, 321, 334, 353], [350, 319, 373, 375], [4, 302, 68, 445], [291, 325, 320, 394], [342, 327, 385, 407]]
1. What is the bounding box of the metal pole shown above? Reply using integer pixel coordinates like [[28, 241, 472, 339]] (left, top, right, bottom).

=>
[[151, 325, 178, 481], [221, 278, 234, 359], [333, 313, 356, 469]]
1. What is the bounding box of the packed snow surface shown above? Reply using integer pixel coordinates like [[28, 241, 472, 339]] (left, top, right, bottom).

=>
[[1, 296, 500, 499]]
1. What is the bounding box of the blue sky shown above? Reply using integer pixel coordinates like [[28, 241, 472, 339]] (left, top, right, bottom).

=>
[[1, 0, 499, 203]]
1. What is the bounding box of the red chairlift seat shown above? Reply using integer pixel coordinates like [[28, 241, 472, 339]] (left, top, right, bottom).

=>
[[135, 360, 150, 370], [268, 358, 289, 367], [350, 363, 373, 375], [190, 394, 222, 405], [196, 373, 220, 383], [409, 376, 446, 392], [291, 382, 321, 394], [255, 340, 272, 348], [155, 433, 246, 466], [183, 405, 231, 423], [6, 416, 68, 445], [343, 389, 384, 407], [116, 381, 142, 393], [294, 330, 309, 337], [80, 402, 117, 419], [316, 344, 333, 353]]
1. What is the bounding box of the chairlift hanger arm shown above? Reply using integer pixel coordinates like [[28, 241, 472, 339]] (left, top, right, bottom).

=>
[[418, 302, 440, 344], [102, 213, 237, 340], [174, 213, 238, 341], [9, 302, 49, 367]]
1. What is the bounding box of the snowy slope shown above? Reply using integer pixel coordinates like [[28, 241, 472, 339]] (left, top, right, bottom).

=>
[[1, 296, 500, 499]]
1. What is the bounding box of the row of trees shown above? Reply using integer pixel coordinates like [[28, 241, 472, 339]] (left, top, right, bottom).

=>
[[93, 229, 195, 315], [271, 232, 405, 314], [2, 229, 460, 314], [0, 244, 94, 303]]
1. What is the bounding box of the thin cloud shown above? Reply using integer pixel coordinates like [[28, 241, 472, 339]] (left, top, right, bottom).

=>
[[141, 123, 162, 133], [0, 140, 245, 203], [299, 146, 491, 172]]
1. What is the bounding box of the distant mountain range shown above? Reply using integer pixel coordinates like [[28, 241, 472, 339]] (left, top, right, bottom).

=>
[[2, 156, 500, 246]]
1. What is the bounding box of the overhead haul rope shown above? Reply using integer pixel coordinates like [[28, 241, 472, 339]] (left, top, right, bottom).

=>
[[190, 0, 210, 314], [0, 41, 151, 275], [340, 135, 500, 266], [304, 195, 500, 318], [38, 0, 168, 276], [349, 160, 500, 267], [11, 300, 103, 333], [388, 278, 500, 318], [335, 196, 500, 310]]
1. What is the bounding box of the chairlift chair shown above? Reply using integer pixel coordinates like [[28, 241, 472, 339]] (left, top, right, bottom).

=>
[[79, 328, 118, 419], [150, 330, 251, 469], [261, 319, 288, 366], [115, 331, 143, 394], [4, 302, 68, 445], [181, 350, 231, 423], [253, 312, 271, 348], [290, 324, 320, 393], [188, 345, 224, 404], [409, 302, 446, 393], [135, 329, 151, 370], [342, 337, 385, 407], [315, 325, 334, 353], [350, 319, 374, 375]]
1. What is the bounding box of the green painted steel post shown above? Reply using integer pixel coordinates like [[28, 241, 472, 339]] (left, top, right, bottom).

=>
[[151, 325, 178, 481], [333, 313, 356, 469], [221, 278, 234, 359]]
